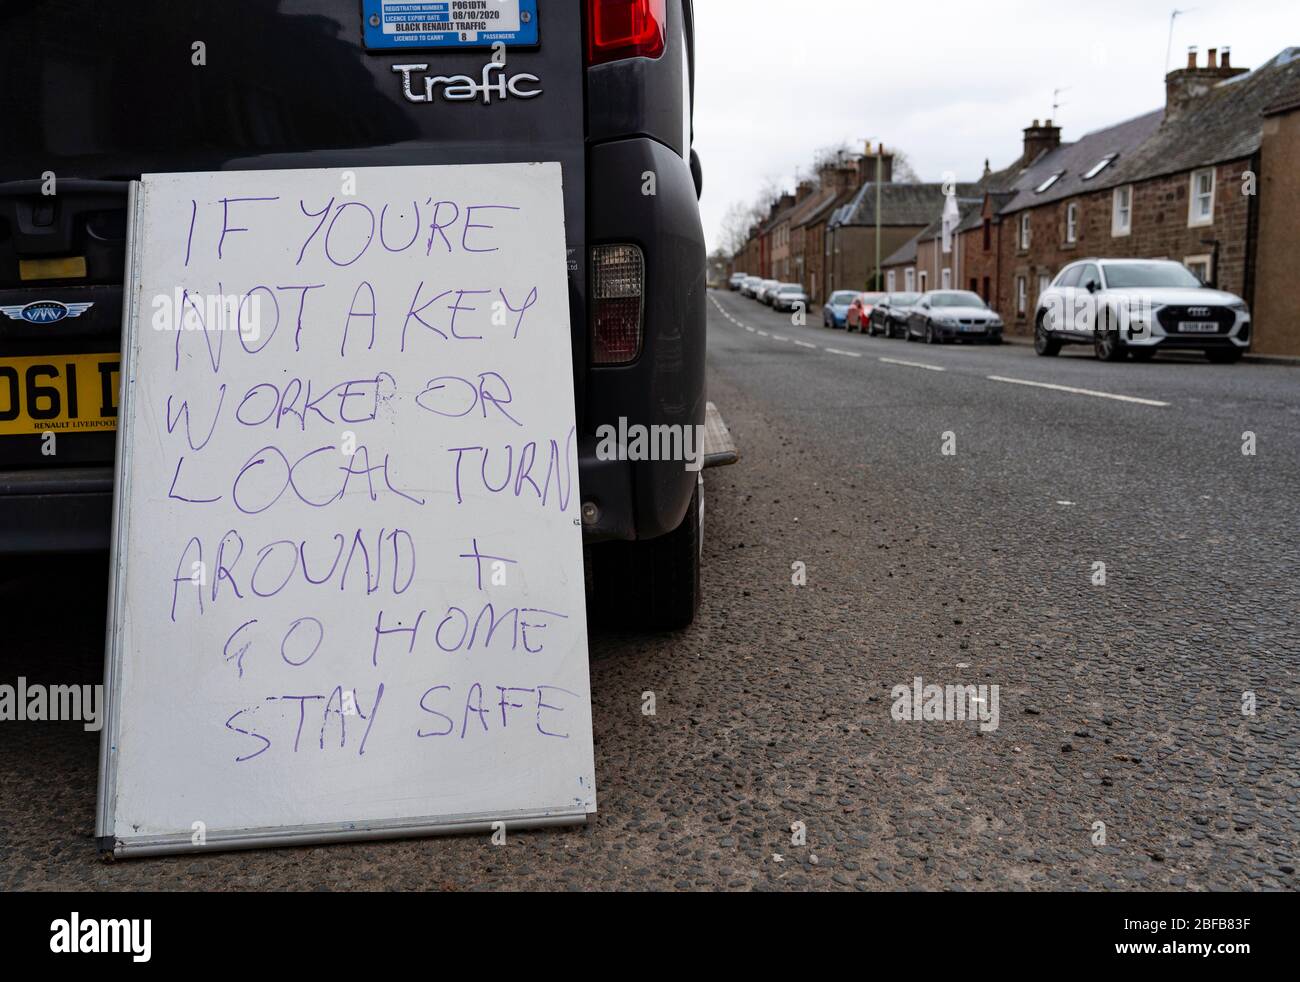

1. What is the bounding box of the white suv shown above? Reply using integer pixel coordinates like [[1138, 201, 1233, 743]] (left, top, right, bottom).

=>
[[1034, 259, 1251, 363]]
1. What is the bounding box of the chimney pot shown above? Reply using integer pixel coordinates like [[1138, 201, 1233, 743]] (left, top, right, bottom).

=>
[[1187, 46, 1198, 69], [1222, 47, 1232, 68], [1207, 48, 1218, 69]]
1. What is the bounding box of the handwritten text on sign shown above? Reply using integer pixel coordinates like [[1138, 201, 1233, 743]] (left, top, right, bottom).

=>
[[109, 164, 595, 837]]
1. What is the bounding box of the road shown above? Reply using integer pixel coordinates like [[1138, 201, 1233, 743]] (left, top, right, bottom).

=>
[[2, 287, 1297, 890]]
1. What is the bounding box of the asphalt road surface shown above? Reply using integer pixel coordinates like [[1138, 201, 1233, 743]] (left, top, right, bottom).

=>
[[2, 287, 1297, 890]]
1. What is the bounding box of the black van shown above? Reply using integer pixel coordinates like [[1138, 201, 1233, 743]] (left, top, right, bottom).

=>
[[0, 0, 707, 628]]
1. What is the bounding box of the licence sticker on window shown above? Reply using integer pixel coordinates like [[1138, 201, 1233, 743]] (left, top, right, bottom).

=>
[[361, 0, 538, 50]]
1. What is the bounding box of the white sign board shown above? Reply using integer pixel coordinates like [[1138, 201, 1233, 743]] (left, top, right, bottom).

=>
[[96, 164, 596, 857]]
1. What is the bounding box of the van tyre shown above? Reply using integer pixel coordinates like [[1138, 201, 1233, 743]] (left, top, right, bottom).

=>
[[590, 482, 701, 631]]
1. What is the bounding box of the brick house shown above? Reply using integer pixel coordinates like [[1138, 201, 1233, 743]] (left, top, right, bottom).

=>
[[793, 160, 862, 303], [985, 46, 1300, 342], [1253, 94, 1300, 355], [826, 162, 982, 296], [881, 232, 921, 294]]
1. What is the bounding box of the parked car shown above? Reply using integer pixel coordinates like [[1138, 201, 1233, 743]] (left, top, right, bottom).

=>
[[1, 0, 710, 631], [906, 291, 1003, 344], [821, 290, 858, 329], [729, 272, 748, 291], [868, 292, 921, 338], [1034, 258, 1251, 362], [740, 276, 761, 298], [772, 283, 809, 313], [756, 279, 780, 305], [846, 292, 886, 333]]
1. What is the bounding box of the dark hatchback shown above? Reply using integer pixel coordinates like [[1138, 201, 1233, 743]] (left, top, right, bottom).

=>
[[0, 0, 708, 628]]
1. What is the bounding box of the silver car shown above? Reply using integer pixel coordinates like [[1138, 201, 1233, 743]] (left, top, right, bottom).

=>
[[756, 279, 780, 305], [1035, 258, 1250, 363], [772, 283, 809, 313]]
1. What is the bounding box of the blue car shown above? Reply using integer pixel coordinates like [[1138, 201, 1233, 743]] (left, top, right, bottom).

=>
[[822, 290, 858, 329]]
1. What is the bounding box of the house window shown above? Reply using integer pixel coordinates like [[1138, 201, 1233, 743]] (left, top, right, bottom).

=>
[[1035, 172, 1064, 194], [1112, 186, 1133, 237], [1019, 214, 1032, 250], [905, 267, 916, 292], [1065, 202, 1079, 244], [983, 219, 991, 251], [1189, 169, 1215, 227], [1016, 276, 1028, 315], [982, 276, 991, 301], [941, 268, 952, 289], [1083, 154, 1117, 180], [886, 269, 896, 292], [1184, 253, 1213, 284], [1038, 273, 1051, 301]]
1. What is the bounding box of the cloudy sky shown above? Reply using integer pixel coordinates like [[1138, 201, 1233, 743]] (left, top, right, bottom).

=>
[[693, 0, 1300, 252]]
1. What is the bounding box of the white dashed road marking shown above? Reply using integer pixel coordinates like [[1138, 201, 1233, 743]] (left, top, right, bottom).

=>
[[986, 375, 1170, 407], [879, 357, 946, 372], [823, 348, 862, 358]]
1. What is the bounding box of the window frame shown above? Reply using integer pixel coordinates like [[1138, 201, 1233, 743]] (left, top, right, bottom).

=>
[[1183, 253, 1214, 284], [1065, 201, 1079, 244], [1019, 213, 1031, 250], [1016, 275, 1028, 314], [1112, 185, 1133, 237], [1188, 168, 1216, 228]]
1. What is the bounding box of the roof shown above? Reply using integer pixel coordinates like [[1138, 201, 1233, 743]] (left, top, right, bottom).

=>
[[785, 185, 842, 230], [999, 46, 1300, 215], [796, 185, 858, 229], [881, 230, 923, 267], [832, 181, 983, 228], [998, 109, 1164, 214], [916, 197, 983, 243]]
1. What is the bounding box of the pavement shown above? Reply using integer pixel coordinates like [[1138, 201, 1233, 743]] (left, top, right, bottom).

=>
[[1, 287, 1297, 890]]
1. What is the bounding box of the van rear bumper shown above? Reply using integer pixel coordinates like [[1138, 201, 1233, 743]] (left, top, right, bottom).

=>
[[0, 467, 113, 553], [582, 137, 707, 544]]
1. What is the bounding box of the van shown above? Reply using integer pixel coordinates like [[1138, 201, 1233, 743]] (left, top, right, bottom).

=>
[[0, 0, 707, 628]]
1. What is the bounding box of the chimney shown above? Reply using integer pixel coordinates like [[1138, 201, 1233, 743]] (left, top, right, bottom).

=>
[[1165, 45, 1249, 122], [795, 179, 816, 204], [855, 146, 895, 186], [1022, 119, 1062, 164]]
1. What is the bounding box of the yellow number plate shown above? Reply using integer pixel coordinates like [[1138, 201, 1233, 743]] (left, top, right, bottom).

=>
[[0, 352, 120, 436]]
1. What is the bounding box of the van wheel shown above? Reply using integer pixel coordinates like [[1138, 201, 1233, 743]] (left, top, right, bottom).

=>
[[1034, 315, 1061, 356], [590, 482, 701, 632]]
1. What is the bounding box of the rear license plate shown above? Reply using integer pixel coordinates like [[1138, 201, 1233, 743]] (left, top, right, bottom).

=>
[[361, 0, 538, 50], [0, 352, 119, 436], [1179, 321, 1219, 333]]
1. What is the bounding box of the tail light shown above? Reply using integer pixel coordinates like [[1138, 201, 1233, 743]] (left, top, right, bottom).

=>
[[591, 244, 644, 364], [586, 0, 667, 65]]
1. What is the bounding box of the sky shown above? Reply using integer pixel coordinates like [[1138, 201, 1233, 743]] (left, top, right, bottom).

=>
[[693, 0, 1300, 253]]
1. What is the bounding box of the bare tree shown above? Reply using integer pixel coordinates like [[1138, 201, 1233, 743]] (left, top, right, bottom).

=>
[[889, 149, 921, 183]]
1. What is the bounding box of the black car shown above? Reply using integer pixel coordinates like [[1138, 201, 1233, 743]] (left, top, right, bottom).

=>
[[0, 0, 707, 629], [906, 291, 1004, 344], [867, 292, 921, 339]]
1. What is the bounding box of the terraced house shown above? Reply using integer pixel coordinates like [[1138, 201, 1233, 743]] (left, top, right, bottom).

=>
[[974, 45, 1300, 351]]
